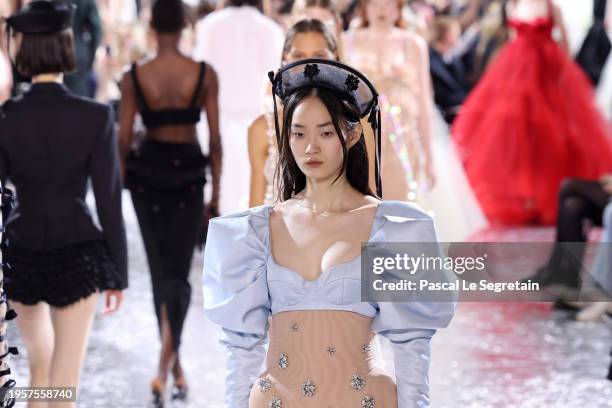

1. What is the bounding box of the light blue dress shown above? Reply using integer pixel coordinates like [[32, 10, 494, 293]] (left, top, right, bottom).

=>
[[203, 201, 456, 408]]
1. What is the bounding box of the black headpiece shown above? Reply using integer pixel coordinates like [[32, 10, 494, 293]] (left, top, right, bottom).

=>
[[5, 0, 75, 34], [268, 59, 383, 198]]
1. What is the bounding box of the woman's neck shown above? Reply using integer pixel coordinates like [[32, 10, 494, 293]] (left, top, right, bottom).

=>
[[31, 73, 63, 83], [299, 175, 356, 213], [156, 33, 182, 56], [367, 22, 394, 35]]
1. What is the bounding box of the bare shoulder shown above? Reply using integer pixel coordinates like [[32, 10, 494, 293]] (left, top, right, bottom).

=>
[[363, 195, 381, 207], [119, 63, 135, 90], [248, 114, 268, 136], [351, 195, 381, 215], [269, 200, 291, 229], [202, 62, 218, 84], [200, 62, 219, 100], [248, 114, 270, 153], [119, 56, 153, 84]]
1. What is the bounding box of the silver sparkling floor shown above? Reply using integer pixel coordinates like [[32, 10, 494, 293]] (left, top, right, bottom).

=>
[[6, 192, 612, 407]]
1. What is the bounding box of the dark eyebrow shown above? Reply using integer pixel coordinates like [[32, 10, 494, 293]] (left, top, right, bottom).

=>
[[291, 122, 333, 128]]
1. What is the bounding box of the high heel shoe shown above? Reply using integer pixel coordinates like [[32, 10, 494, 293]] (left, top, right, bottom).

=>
[[150, 378, 165, 408], [170, 377, 188, 402]]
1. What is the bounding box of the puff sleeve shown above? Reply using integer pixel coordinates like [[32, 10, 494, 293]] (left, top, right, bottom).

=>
[[371, 202, 457, 408], [202, 208, 271, 408]]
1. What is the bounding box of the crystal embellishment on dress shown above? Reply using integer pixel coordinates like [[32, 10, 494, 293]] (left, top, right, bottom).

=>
[[361, 344, 371, 353], [350, 373, 366, 391], [301, 379, 316, 397], [258, 377, 272, 393], [291, 321, 299, 332], [327, 346, 336, 356], [269, 396, 282, 408], [278, 353, 289, 369], [345, 74, 360, 91], [361, 395, 375, 408], [304, 63, 319, 79]]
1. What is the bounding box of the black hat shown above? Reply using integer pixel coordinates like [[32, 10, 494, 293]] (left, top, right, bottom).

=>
[[6, 0, 76, 35], [268, 59, 383, 198]]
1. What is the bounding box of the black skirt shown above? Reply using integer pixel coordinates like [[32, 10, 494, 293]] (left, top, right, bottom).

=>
[[125, 138, 208, 350], [3, 240, 122, 308], [125, 138, 208, 201]]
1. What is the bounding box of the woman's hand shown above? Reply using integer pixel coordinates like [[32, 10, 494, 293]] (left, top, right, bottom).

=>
[[205, 199, 220, 220], [196, 200, 220, 250], [102, 290, 124, 315]]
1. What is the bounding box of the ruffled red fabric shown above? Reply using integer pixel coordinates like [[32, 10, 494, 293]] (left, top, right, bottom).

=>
[[453, 17, 612, 225]]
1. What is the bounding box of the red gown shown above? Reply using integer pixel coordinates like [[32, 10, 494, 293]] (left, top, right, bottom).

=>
[[452, 15, 612, 225]]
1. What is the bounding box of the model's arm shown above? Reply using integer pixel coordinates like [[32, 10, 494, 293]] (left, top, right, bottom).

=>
[[372, 209, 457, 408], [411, 34, 436, 189], [0, 45, 11, 103], [248, 115, 270, 207], [118, 69, 137, 179], [388, 329, 436, 407], [203, 214, 271, 408], [203, 65, 222, 212], [219, 328, 268, 408], [89, 106, 128, 289]]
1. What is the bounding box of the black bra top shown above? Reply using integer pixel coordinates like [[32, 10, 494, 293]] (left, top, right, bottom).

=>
[[130, 62, 206, 129]]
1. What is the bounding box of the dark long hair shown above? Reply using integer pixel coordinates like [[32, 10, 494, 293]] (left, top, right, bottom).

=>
[[277, 87, 374, 201]]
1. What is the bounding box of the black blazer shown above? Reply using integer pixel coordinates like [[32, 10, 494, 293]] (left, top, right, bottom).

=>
[[0, 82, 127, 289], [429, 47, 469, 124]]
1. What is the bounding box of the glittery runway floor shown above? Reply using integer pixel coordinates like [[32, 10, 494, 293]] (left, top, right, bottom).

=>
[[6, 192, 612, 407]]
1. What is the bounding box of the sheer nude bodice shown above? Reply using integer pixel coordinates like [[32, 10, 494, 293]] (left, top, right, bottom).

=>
[[249, 310, 397, 408], [344, 29, 423, 202]]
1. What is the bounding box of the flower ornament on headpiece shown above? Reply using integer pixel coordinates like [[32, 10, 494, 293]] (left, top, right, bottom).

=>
[[268, 59, 383, 198], [303, 64, 320, 79], [344, 74, 360, 92]]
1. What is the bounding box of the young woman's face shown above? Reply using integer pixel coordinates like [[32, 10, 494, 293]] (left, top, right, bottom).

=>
[[289, 96, 355, 182], [284, 32, 336, 63], [365, 0, 400, 28]]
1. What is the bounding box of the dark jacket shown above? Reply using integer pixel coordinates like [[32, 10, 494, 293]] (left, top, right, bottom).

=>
[[0, 82, 127, 289], [429, 47, 470, 124]]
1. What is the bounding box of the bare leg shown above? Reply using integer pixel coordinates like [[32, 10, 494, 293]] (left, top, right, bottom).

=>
[[11, 301, 55, 408], [172, 352, 188, 401], [48, 293, 99, 408], [576, 302, 612, 322], [154, 304, 176, 386], [172, 355, 185, 383]]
